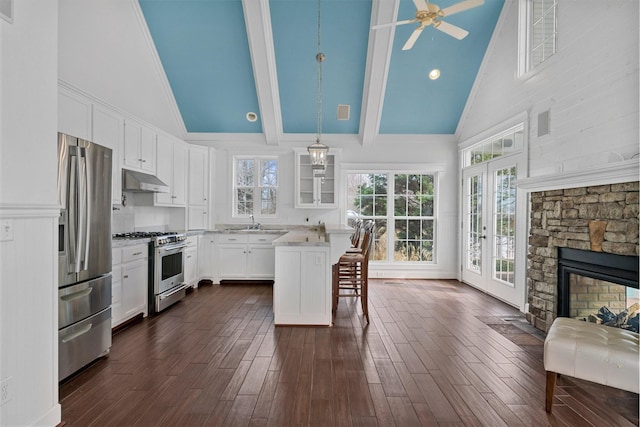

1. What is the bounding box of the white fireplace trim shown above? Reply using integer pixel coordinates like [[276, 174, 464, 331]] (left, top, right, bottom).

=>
[[517, 158, 639, 192]]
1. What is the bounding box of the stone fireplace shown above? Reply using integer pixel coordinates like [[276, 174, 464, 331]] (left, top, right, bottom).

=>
[[527, 181, 639, 332]]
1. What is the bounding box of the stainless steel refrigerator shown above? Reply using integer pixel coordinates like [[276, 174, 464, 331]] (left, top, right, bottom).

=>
[[57, 132, 113, 381]]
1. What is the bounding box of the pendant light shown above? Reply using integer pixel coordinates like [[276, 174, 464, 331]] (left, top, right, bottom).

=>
[[307, 0, 329, 177]]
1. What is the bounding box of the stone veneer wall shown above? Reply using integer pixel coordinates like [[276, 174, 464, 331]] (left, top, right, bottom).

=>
[[527, 181, 639, 332]]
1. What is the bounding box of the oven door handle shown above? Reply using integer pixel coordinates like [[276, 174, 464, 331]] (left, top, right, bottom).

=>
[[161, 243, 187, 252], [160, 284, 187, 299]]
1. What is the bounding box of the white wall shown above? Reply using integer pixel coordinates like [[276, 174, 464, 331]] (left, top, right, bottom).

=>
[[0, 1, 61, 426], [206, 137, 460, 278], [58, 0, 184, 138], [458, 0, 639, 177]]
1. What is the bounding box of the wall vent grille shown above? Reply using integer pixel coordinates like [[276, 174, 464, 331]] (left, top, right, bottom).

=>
[[538, 110, 550, 136]]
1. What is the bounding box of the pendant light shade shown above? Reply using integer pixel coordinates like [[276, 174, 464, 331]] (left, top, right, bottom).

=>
[[308, 139, 329, 171]]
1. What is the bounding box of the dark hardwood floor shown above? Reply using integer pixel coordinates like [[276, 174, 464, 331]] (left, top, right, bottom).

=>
[[60, 279, 639, 426]]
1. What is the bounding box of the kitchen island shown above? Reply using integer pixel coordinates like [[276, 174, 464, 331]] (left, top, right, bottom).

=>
[[272, 224, 352, 326]]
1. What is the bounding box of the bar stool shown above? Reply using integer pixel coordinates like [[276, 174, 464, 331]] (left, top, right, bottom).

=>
[[332, 221, 374, 323]]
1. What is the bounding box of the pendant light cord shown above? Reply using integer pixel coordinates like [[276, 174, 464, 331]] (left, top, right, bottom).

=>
[[316, 0, 323, 143]]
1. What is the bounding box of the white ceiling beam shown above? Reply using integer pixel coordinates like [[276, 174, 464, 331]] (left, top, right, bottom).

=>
[[242, 0, 282, 145], [359, 0, 399, 147]]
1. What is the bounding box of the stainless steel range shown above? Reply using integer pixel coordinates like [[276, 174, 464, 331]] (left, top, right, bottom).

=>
[[150, 232, 188, 313], [113, 231, 188, 313]]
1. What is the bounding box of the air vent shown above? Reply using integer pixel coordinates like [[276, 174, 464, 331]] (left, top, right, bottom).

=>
[[538, 110, 550, 136], [337, 104, 350, 121], [0, 0, 13, 23]]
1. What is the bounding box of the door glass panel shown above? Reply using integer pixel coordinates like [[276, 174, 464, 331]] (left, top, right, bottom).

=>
[[466, 174, 483, 273], [493, 166, 516, 285]]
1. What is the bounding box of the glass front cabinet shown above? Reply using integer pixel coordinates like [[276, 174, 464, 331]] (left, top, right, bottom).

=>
[[294, 148, 339, 208]]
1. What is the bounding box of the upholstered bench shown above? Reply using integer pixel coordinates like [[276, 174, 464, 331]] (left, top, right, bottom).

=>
[[544, 317, 639, 412]]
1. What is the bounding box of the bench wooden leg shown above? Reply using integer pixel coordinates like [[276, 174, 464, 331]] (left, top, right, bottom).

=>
[[545, 371, 557, 413]]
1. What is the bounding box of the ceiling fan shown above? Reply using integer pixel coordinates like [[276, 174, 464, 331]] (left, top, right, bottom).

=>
[[373, 0, 484, 50]]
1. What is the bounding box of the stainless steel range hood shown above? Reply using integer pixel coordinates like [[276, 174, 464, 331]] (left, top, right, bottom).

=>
[[122, 169, 169, 193]]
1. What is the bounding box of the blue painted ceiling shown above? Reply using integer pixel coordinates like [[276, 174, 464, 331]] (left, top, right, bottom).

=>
[[138, 0, 504, 141]]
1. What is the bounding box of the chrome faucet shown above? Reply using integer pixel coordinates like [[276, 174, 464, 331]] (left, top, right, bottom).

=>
[[248, 214, 260, 230]]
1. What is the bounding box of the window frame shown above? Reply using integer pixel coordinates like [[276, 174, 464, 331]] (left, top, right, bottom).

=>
[[518, 0, 558, 77], [344, 168, 441, 265], [232, 155, 279, 218]]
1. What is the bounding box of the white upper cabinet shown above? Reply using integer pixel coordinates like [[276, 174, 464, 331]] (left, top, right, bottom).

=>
[[92, 105, 123, 205], [187, 146, 210, 230], [123, 119, 156, 173], [188, 146, 209, 207], [155, 134, 186, 206], [58, 87, 92, 141], [294, 148, 339, 208]]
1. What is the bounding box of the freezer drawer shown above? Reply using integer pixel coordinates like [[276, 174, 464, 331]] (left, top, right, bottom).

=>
[[59, 307, 112, 381], [59, 274, 111, 330]]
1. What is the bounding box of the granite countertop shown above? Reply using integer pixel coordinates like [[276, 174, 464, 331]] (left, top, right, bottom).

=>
[[209, 228, 289, 235], [112, 238, 151, 248], [272, 228, 329, 247]]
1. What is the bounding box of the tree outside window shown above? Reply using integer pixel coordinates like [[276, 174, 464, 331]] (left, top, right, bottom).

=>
[[347, 172, 437, 263]]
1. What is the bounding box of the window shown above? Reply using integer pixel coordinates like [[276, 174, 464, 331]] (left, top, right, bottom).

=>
[[346, 172, 438, 263], [519, 0, 557, 74], [463, 124, 524, 167], [233, 156, 278, 217]]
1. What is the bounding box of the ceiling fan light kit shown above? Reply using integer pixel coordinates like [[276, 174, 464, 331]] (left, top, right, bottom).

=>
[[373, 0, 484, 51]]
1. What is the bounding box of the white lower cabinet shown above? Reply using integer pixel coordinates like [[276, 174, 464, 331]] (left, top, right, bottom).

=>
[[112, 244, 148, 328], [184, 236, 199, 288], [273, 246, 330, 325], [199, 235, 216, 280], [213, 233, 279, 282]]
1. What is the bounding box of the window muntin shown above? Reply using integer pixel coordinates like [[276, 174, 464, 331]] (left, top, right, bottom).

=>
[[493, 166, 516, 285], [466, 174, 483, 272], [233, 157, 278, 217], [346, 172, 437, 263], [463, 124, 524, 167], [531, 0, 557, 68], [347, 173, 388, 261], [519, 0, 557, 74]]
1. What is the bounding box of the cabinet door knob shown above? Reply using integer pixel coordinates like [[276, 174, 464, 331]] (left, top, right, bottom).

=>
[[123, 275, 129, 279]]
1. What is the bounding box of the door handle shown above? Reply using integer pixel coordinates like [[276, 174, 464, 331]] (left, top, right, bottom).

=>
[[60, 287, 93, 302], [61, 323, 92, 343]]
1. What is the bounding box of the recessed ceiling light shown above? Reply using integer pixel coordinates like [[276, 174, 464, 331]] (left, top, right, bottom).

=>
[[428, 69, 440, 80], [246, 112, 258, 122]]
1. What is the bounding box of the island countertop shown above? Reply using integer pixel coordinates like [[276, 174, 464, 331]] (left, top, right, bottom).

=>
[[272, 228, 328, 246]]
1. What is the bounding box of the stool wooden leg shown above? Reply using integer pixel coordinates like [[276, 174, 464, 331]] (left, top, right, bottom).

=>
[[545, 371, 557, 413], [332, 264, 338, 316]]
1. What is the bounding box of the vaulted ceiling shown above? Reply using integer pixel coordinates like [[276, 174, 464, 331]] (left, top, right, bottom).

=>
[[137, 0, 504, 145]]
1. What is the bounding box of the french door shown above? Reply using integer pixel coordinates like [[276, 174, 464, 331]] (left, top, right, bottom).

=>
[[462, 156, 524, 308]]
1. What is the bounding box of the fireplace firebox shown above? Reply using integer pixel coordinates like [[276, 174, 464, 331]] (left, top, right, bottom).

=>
[[557, 247, 639, 330]]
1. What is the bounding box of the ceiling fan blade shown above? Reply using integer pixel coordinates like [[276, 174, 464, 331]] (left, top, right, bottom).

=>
[[402, 27, 424, 50], [435, 20, 469, 39], [413, 0, 429, 11], [441, 0, 484, 17], [372, 19, 415, 30]]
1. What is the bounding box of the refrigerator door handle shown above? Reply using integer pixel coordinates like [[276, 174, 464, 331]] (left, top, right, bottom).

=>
[[68, 148, 81, 273], [79, 147, 91, 270]]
